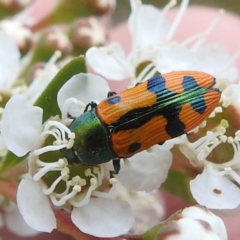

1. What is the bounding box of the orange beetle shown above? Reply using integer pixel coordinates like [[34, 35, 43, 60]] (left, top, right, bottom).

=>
[[62, 71, 221, 175]]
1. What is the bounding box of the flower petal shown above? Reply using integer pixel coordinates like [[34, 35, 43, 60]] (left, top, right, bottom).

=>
[[161, 218, 223, 240], [5, 202, 40, 237], [129, 4, 169, 49], [0, 31, 20, 88], [196, 44, 239, 83], [86, 43, 130, 80], [57, 73, 110, 117], [190, 168, 240, 209], [1, 94, 43, 156], [156, 46, 202, 73], [17, 179, 56, 232], [223, 84, 240, 112], [71, 198, 134, 237], [116, 146, 172, 191]]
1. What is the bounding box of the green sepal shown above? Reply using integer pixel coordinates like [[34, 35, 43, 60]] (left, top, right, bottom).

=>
[[141, 210, 181, 240], [161, 169, 195, 204], [0, 56, 87, 172]]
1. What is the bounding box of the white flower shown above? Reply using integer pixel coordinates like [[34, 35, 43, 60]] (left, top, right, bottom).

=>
[[86, 0, 174, 86], [87, 0, 239, 92], [88, 0, 240, 212], [178, 87, 240, 209], [1, 72, 172, 237]]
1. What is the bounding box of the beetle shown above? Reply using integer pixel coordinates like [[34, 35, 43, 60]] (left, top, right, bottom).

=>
[[62, 71, 221, 175]]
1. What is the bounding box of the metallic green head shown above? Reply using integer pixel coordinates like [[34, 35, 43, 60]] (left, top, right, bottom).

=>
[[62, 109, 114, 166]]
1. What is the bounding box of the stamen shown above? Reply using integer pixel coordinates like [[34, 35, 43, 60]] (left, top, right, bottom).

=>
[[54, 181, 72, 198], [235, 130, 240, 138], [44, 121, 72, 135], [198, 136, 221, 160], [219, 135, 227, 143], [33, 162, 60, 181], [70, 178, 97, 207], [227, 137, 234, 144], [40, 129, 61, 142], [166, 0, 189, 40], [36, 159, 54, 167], [182, 32, 205, 47], [61, 97, 79, 124], [142, 66, 158, 82], [214, 106, 223, 113], [228, 170, 240, 185], [124, 158, 131, 166], [93, 167, 103, 187], [136, 62, 155, 83], [34, 144, 66, 156], [50, 187, 79, 207], [85, 169, 100, 187], [221, 94, 231, 108], [217, 126, 226, 135], [70, 176, 86, 187], [208, 111, 216, 118], [193, 126, 199, 133], [191, 9, 224, 51], [85, 169, 92, 177], [224, 167, 232, 175], [199, 120, 207, 128], [109, 178, 118, 184], [154, 0, 177, 43], [67, 132, 75, 149], [220, 119, 229, 129], [43, 169, 69, 195], [91, 188, 115, 199], [146, 147, 153, 153], [162, 0, 177, 17]]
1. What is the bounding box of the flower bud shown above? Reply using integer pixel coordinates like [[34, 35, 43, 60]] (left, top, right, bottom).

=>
[[156, 206, 227, 240]]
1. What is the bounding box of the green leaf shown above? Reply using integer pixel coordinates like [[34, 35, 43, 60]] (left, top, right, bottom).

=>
[[161, 170, 195, 204], [0, 56, 87, 172]]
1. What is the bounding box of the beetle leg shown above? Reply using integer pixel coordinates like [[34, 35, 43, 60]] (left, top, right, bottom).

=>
[[110, 158, 121, 178], [107, 91, 117, 97], [84, 101, 98, 112]]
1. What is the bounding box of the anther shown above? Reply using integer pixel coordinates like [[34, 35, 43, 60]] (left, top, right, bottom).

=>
[[109, 178, 118, 184], [227, 137, 234, 144], [224, 167, 232, 175]]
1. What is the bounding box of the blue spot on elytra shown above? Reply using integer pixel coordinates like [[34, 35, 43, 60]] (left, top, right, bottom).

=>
[[182, 76, 199, 91], [108, 96, 121, 104], [190, 97, 206, 114], [147, 75, 166, 93]]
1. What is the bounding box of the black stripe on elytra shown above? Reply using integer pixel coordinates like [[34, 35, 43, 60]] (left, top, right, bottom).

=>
[[109, 75, 211, 138]]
